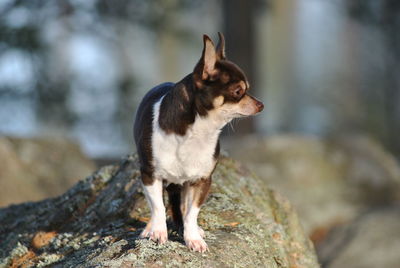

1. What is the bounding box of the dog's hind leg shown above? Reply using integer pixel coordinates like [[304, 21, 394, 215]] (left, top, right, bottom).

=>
[[166, 183, 183, 231]]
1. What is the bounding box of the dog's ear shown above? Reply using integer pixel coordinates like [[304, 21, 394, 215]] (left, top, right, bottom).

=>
[[201, 34, 217, 80], [216, 32, 226, 60]]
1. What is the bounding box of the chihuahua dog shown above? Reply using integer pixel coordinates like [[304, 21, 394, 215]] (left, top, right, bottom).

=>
[[133, 33, 263, 252]]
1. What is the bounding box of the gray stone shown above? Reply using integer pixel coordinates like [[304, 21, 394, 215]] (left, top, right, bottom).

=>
[[0, 155, 319, 267]]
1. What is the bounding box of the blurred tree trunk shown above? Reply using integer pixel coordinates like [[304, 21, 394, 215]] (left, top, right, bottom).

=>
[[347, 0, 400, 157], [222, 0, 258, 135]]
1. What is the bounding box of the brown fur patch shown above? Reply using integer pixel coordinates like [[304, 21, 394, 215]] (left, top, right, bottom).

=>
[[189, 177, 212, 207], [177, 83, 190, 102], [141, 173, 154, 186], [220, 72, 230, 84]]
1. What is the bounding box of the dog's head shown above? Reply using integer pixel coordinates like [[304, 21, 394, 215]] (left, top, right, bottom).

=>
[[193, 33, 263, 121]]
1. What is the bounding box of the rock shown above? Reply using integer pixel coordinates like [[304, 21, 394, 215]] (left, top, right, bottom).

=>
[[0, 155, 319, 267], [318, 207, 400, 268], [225, 135, 400, 243], [0, 136, 96, 207]]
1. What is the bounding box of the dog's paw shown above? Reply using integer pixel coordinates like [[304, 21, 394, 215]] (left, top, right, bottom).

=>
[[140, 229, 168, 244], [185, 237, 208, 253], [149, 229, 168, 244], [140, 222, 168, 244]]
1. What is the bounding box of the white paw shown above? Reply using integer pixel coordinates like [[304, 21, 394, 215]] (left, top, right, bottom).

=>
[[150, 229, 168, 244], [185, 237, 208, 253], [140, 222, 168, 244]]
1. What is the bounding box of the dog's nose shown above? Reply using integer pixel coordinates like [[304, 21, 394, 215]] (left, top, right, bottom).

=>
[[256, 101, 264, 112]]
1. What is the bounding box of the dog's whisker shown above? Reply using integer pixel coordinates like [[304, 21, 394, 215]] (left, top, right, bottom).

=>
[[229, 120, 235, 132]]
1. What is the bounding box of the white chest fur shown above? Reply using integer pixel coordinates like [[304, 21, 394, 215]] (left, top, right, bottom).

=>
[[151, 97, 224, 184]]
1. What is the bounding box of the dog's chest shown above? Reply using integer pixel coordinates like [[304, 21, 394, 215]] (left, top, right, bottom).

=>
[[151, 99, 220, 184]]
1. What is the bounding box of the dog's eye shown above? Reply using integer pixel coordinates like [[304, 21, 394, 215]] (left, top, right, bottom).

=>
[[233, 87, 244, 99]]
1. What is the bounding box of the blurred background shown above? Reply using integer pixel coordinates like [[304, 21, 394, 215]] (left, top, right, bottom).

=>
[[1, 0, 399, 158], [1, 0, 400, 267]]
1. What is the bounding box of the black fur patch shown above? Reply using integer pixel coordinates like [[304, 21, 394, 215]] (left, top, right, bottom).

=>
[[158, 75, 196, 135], [166, 183, 183, 228]]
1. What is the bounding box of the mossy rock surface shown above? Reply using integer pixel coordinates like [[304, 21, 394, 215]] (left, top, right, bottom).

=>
[[0, 155, 319, 268]]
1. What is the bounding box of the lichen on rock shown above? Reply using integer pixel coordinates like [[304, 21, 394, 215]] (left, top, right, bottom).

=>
[[0, 155, 319, 267]]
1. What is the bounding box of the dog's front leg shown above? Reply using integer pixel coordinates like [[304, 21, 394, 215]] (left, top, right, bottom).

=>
[[140, 174, 168, 244], [182, 177, 211, 253]]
